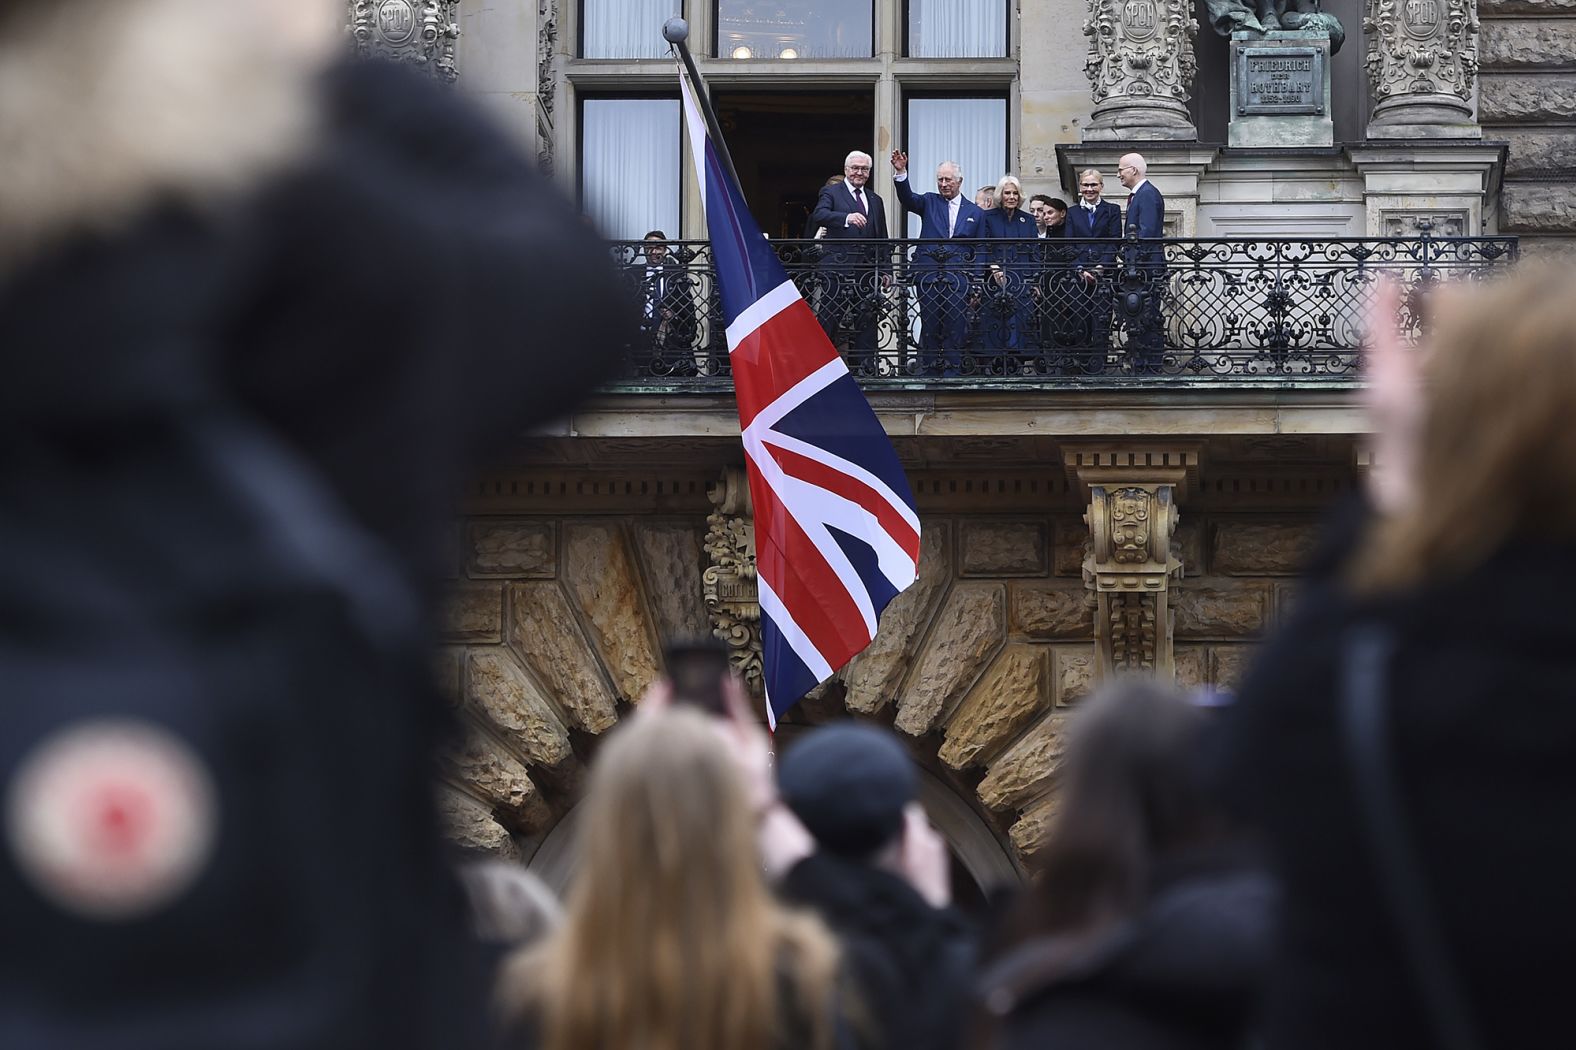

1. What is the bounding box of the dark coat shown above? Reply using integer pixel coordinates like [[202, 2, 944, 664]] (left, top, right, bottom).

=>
[[1123, 181, 1166, 272], [1066, 199, 1122, 269], [0, 52, 635, 1050], [1216, 498, 1576, 1050], [893, 176, 983, 241], [779, 853, 976, 1050], [978, 852, 1276, 1050], [810, 181, 890, 272]]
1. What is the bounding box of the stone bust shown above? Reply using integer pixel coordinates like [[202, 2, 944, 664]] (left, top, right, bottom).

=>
[[1203, 0, 1345, 51]]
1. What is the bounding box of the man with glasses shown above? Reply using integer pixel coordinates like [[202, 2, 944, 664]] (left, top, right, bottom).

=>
[[1118, 152, 1167, 374], [810, 150, 890, 370], [891, 150, 982, 376], [1064, 168, 1123, 375]]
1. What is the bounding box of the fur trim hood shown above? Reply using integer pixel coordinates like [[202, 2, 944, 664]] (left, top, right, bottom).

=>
[[0, 0, 322, 270]]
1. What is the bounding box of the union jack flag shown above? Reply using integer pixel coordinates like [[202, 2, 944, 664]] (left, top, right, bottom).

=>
[[677, 69, 921, 728]]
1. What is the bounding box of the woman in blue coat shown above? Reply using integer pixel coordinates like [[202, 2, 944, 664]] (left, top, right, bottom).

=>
[[977, 175, 1039, 367]]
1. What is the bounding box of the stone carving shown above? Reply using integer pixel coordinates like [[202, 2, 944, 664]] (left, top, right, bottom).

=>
[[1205, 0, 1345, 51], [348, 0, 460, 82], [436, 786, 519, 859], [976, 714, 1071, 812], [703, 469, 763, 691], [844, 524, 951, 715], [538, 0, 558, 120], [1107, 591, 1160, 671], [1082, 482, 1183, 677], [505, 583, 620, 733], [1082, 0, 1199, 140], [894, 586, 1007, 737], [1364, 0, 1481, 135], [562, 525, 663, 703], [938, 645, 1049, 771]]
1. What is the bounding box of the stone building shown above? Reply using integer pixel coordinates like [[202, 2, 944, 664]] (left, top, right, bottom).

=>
[[349, 0, 1562, 893]]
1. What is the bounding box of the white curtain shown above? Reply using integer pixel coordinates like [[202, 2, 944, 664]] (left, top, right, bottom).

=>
[[903, 97, 1007, 237], [909, 0, 1007, 58], [582, 0, 680, 59], [581, 98, 680, 240]]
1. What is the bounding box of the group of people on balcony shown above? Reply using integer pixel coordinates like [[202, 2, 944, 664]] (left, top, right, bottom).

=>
[[630, 149, 1167, 378]]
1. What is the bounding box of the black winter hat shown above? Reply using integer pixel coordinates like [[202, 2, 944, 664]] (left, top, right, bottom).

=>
[[778, 724, 918, 857]]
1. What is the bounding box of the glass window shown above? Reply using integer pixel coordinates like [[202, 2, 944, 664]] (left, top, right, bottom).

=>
[[718, 0, 873, 60], [902, 97, 1007, 237], [581, 98, 681, 239], [908, 0, 1007, 58], [582, 0, 681, 59]]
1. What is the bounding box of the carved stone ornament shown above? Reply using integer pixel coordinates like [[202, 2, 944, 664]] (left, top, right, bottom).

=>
[[1082, 0, 1199, 140], [1363, 0, 1480, 134], [538, 0, 558, 121], [1081, 483, 1184, 677], [348, 0, 460, 82], [702, 469, 763, 692]]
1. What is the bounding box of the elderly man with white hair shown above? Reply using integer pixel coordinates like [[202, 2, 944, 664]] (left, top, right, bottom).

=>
[[1118, 152, 1167, 373], [890, 149, 983, 375], [809, 150, 889, 367]]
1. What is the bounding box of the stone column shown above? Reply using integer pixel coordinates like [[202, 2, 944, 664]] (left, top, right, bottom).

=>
[[702, 468, 764, 690], [1082, 0, 1200, 141], [348, 0, 461, 81], [1065, 447, 1200, 680], [1363, 0, 1482, 137]]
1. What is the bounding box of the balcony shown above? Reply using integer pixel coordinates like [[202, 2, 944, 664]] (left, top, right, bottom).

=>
[[610, 233, 1518, 391]]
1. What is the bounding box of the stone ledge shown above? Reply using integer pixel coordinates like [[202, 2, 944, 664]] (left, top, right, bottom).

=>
[[1502, 182, 1576, 233], [1501, 129, 1576, 178]]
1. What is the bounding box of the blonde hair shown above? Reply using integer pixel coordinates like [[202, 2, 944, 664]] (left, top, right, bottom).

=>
[[995, 174, 1022, 203], [498, 710, 840, 1050], [1353, 269, 1576, 591]]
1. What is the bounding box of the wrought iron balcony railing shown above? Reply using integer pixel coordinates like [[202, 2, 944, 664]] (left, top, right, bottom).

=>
[[612, 232, 1518, 387]]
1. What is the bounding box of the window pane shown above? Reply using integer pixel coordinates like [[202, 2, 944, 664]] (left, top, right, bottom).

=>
[[903, 98, 1007, 237], [719, 0, 873, 59], [581, 99, 680, 240], [583, 0, 681, 59], [908, 0, 1007, 58]]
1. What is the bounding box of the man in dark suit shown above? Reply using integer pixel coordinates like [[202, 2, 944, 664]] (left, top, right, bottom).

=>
[[1119, 152, 1167, 373], [635, 231, 696, 375], [1064, 168, 1123, 375], [891, 149, 981, 375], [810, 150, 890, 369]]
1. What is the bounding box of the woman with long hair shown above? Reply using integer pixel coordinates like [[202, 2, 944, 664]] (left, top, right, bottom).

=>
[[977, 681, 1274, 1050], [497, 708, 848, 1050], [1218, 269, 1576, 1050]]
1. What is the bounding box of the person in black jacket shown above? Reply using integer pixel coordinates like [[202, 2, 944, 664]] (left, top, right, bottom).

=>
[[1214, 271, 1576, 1050], [977, 682, 1275, 1050], [777, 724, 976, 1050], [0, 1, 635, 1046]]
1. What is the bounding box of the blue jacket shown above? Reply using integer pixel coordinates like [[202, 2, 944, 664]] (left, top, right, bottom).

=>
[[894, 176, 982, 241], [1066, 198, 1122, 268], [1124, 180, 1166, 269], [979, 207, 1038, 277]]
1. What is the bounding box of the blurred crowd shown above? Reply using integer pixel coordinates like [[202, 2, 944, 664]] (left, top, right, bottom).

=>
[[3, 2, 1575, 1049]]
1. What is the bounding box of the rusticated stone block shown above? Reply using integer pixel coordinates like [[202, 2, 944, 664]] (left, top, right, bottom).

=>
[[1010, 795, 1061, 862], [437, 787, 520, 860], [1211, 646, 1254, 693], [1482, 0, 1576, 12], [976, 713, 1071, 811], [1481, 19, 1576, 68], [1054, 647, 1095, 706], [1480, 74, 1576, 124], [1517, 237, 1576, 265], [939, 645, 1050, 770], [1173, 585, 1269, 638], [506, 583, 620, 734], [960, 521, 1049, 577], [434, 647, 463, 709], [846, 524, 952, 715], [1174, 644, 1208, 691], [465, 650, 573, 769], [1211, 522, 1317, 576], [562, 524, 662, 704], [439, 583, 503, 643], [1174, 517, 1204, 576], [1012, 583, 1094, 640], [441, 724, 552, 831], [633, 523, 710, 646], [1053, 517, 1089, 577], [467, 519, 556, 578], [893, 585, 1006, 736], [1502, 183, 1576, 235]]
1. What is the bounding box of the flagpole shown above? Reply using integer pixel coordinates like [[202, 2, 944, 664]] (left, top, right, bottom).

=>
[[662, 18, 745, 194]]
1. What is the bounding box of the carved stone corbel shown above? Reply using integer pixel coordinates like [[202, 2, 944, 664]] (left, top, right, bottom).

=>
[[348, 0, 460, 82], [702, 468, 763, 691], [1065, 447, 1200, 681]]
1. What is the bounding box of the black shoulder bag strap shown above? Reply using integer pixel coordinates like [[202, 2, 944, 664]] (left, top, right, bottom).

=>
[[1340, 628, 1484, 1050]]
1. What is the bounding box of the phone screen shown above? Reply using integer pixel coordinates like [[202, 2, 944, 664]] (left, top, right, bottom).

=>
[[664, 644, 731, 716]]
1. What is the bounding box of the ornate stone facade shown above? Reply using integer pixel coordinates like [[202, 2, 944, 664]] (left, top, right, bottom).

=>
[[702, 468, 763, 689], [348, 0, 460, 81], [1083, 0, 1200, 139], [1364, 0, 1481, 135]]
